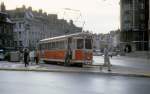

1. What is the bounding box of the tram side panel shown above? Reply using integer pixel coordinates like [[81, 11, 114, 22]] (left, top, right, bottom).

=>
[[39, 49, 92, 64], [38, 33, 93, 65], [74, 49, 93, 64], [45, 50, 65, 59]]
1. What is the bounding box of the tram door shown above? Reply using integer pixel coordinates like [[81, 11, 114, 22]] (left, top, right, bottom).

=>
[[65, 37, 73, 64], [68, 37, 72, 52]]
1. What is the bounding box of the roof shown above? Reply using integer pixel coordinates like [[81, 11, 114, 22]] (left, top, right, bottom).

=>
[[0, 12, 7, 15], [40, 32, 92, 43], [6, 18, 13, 23], [0, 12, 13, 23]]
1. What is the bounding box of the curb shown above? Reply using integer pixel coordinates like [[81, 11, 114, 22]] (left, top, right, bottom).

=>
[[0, 68, 150, 78]]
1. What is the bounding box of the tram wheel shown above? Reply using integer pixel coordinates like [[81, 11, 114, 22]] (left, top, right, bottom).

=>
[[77, 63, 83, 67]]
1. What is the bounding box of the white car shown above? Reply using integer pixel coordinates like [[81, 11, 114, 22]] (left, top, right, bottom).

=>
[[0, 49, 4, 60], [108, 52, 117, 56], [93, 50, 103, 56], [0, 53, 4, 60]]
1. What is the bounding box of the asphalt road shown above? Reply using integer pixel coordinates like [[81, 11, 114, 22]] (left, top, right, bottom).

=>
[[0, 71, 150, 94]]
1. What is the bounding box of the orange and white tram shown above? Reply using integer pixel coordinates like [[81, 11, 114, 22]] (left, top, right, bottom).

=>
[[37, 32, 93, 66]]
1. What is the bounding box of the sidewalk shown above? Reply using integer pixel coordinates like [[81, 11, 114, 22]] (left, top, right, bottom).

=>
[[0, 60, 150, 77]]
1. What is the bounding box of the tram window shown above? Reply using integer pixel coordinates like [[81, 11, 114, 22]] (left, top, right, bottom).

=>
[[45, 43, 47, 49], [52, 42, 55, 49], [58, 41, 61, 49], [52, 42, 54, 49], [56, 42, 59, 49], [42, 44, 44, 50], [77, 39, 84, 49], [39, 44, 42, 50], [72, 39, 75, 49], [44, 44, 46, 49], [85, 39, 92, 49], [47, 43, 49, 50], [62, 41, 65, 49], [59, 42, 62, 49], [55, 42, 57, 49], [60, 41, 65, 49], [45, 43, 48, 49], [47, 43, 50, 50], [49, 43, 51, 50]]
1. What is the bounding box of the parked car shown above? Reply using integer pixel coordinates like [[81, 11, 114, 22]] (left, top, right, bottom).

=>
[[93, 50, 103, 56], [108, 51, 117, 56], [0, 49, 4, 60]]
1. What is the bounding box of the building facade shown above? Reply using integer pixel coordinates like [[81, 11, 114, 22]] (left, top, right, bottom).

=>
[[109, 30, 121, 50], [0, 3, 14, 51], [120, 0, 149, 51], [149, 0, 150, 50], [92, 30, 120, 52], [6, 5, 81, 49]]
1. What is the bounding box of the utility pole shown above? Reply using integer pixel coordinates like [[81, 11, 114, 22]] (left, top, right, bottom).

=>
[[62, 8, 85, 32]]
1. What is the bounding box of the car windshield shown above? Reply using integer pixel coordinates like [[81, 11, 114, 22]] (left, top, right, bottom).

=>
[[0, 50, 4, 53]]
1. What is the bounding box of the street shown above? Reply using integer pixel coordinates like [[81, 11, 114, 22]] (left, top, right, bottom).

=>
[[0, 55, 150, 77], [93, 56, 150, 71], [0, 71, 150, 94]]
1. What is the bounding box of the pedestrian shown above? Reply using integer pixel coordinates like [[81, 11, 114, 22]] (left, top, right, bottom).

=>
[[29, 50, 35, 65], [18, 49, 23, 62], [24, 48, 29, 67], [35, 49, 39, 65], [104, 47, 111, 71], [110, 54, 113, 58], [19, 51, 23, 62]]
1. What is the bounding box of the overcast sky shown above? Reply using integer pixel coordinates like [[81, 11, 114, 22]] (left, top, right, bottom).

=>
[[1, 0, 120, 34]]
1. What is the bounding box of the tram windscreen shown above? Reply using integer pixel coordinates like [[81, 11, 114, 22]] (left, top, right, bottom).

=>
[[77, 39, 84, 49], [85, 39, 92, 49]]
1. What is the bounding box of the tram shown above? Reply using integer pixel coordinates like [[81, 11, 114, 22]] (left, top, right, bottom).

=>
[[37, 32, 93, 66]]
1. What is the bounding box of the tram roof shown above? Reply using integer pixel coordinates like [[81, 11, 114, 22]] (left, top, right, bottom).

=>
[[40, 32, 92, 43]]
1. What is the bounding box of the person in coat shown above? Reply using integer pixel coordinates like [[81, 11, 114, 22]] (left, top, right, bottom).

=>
[[29, 50, 35, 65], [104, 47, 111, 71], [35, 50, 39, 65], [24, 48, 29, 67]]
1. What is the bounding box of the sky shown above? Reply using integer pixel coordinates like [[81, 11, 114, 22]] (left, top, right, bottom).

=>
[[0, 0, 120, 34]]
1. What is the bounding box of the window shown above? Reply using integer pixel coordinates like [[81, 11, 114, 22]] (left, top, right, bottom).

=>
[[47, 43, 50, 50], [52, 42, 55, 49], [19, 41, 22, 46], [85, 39, 92, 49], [0, 26, 2, 33], [77, 39, 83, 49], [39, 44, 42, 50], [60, 41, 65, 49], [19, 23, 22, 29], [141, 3, 144, 9], [55, 42, 59, 49], [42, 44, 45, 50], [57, 41, 61, 49], [19, 31, 21, 38], [140, 14, 145, 20], [45, 43, 48, 50]]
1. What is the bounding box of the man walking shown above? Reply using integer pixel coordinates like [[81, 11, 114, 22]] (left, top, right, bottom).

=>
[[104, 47, 111, 71], [24, 48, 29, 67], [35, 50, 39, 65]]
